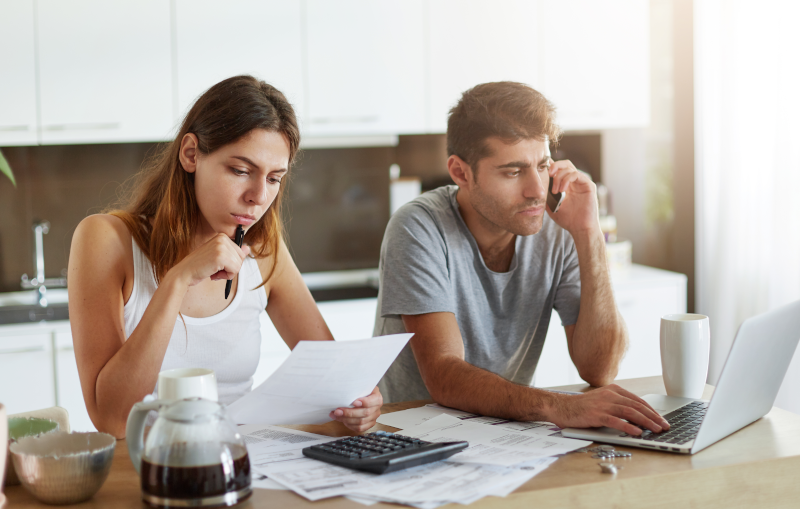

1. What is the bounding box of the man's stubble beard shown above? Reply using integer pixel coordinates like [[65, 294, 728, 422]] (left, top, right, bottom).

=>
[[469, 182, 545, 237]]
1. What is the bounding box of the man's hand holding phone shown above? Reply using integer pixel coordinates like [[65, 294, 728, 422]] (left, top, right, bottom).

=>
[[546, 160, 600, 237]]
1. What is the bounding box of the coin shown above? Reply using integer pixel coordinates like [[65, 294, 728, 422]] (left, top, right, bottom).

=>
[[598, 462, 622, 474]]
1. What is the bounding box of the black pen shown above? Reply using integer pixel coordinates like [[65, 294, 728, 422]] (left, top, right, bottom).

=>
[[225, 225, 245, 299]]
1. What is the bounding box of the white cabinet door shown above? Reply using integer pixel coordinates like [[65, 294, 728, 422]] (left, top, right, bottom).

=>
[[36, 0, 173, 144], [427, 0, 541, 133], [0, 333, 56, 415], [0, 0, 38, 146], [317, 298, 378, 341], [539, 0, 649, 130], [174, 0, 306, 125], [54, 331, 96, 432], [305, 0, 426, 136]]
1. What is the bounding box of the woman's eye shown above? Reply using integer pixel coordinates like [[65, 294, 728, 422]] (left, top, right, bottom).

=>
[[267, 177, 282, 185], [231, 167, 248, 176]]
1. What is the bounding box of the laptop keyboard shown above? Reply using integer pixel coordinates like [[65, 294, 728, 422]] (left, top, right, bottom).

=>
[[619, 401, 709, 445]]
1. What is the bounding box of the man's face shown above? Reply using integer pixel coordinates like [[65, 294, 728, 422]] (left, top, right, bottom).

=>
[[466, 137, 552, 236]]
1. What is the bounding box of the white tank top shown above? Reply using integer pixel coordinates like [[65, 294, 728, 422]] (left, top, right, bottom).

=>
[[123, 238, 267, 406]]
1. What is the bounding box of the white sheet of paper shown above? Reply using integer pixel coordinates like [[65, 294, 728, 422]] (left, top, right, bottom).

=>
[[349, 460, 550, 505], [260, 458, 379, 501], [238, 423, 336, 469], [251, 472, 289, 490], [228, 334, 412, 424], [378, 403, 567, 437], [398, 414, 589, 466]]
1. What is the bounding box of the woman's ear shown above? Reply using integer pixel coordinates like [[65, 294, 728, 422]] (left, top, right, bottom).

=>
[[179, 133, 200, 173]]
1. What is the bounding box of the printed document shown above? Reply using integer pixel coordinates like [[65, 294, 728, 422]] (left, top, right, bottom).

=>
[[238, 423, 336, 470], [398, 414, 589, 466], [260, 456, 556, 504], [228, 334, 412, 424], [378, 403, 569, 436]]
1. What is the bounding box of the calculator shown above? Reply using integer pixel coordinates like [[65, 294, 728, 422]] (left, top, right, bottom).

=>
[[302, 430, 469, 474]]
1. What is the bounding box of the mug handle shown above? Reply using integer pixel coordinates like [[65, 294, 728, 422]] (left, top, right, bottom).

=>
[[126, 398, 165, 474]]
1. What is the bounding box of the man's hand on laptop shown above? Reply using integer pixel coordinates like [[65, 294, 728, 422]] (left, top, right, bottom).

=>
[[548, 385, 671, 435]]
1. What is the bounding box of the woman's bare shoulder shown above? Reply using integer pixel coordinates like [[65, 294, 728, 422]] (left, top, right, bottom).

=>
[[71, 214, 135, 272]]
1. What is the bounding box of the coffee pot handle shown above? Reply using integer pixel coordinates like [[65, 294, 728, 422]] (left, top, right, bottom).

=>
[[126, 398, 164, 474]]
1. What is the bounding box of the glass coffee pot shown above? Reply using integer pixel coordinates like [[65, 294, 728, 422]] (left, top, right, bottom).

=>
[[127, 398, 251, 508]]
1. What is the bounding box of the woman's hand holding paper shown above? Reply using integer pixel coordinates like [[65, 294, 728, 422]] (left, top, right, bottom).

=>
[[330, 386, 383, 432]]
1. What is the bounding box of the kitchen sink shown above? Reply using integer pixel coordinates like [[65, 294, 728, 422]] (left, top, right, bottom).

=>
[[0, 289, 69, 325]]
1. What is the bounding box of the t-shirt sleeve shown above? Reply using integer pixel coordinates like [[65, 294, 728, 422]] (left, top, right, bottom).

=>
[[553, 233, 581, 326], [378, 202, 455, 317]]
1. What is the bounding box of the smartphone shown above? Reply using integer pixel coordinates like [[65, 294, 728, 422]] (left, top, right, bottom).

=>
[[547, 178, 565, 213]]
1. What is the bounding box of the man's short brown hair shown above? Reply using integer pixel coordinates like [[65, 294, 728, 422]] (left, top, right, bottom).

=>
[[447, 82, 562, 168]]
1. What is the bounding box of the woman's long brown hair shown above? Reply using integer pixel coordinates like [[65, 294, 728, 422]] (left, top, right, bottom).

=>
[[109, 75, 300, 287]]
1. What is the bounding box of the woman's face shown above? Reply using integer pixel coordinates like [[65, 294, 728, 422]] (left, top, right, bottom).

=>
[[182, 128, 290, 239]]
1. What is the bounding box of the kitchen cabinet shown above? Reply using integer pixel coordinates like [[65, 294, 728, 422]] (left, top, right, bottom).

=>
[[0, 0, 38, 146], [0, 326, 56, 416], [426, 0, 542, 133], [539, 0, 650, 130], [36, 0, 173, 144], [304, 0, 426, 136], [173, 0, 306, 125]]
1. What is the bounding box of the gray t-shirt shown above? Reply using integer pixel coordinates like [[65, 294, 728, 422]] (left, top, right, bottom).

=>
[[374, 185, 582, 403]]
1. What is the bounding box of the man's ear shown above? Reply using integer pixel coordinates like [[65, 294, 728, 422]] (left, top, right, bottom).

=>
[[447, 155, 473, 188], [179, 133, 200, 173]]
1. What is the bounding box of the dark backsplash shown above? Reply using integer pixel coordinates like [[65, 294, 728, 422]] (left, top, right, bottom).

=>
[[0, 133, 599, 293]]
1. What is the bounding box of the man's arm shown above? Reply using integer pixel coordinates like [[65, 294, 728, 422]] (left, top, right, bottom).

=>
[[403, 312, 668, 435], [547, 160, 628, 387], [565, 228, 628, 386]]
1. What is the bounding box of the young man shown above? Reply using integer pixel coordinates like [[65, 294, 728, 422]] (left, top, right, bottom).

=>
[[373, 82, 669, 436]]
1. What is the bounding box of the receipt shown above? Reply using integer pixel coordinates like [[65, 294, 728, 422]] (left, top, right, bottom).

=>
[[227, 334, 412, 424]]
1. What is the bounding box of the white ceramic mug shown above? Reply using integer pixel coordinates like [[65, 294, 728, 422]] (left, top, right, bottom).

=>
[[660, 314, 711, 399], [157, 368, 218, 402]]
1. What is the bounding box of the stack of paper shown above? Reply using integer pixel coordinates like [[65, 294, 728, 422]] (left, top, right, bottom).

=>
[[240, 409, 590, 508]]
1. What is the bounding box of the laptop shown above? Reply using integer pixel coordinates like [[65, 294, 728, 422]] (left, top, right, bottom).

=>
[[561, 299, 800, 454]]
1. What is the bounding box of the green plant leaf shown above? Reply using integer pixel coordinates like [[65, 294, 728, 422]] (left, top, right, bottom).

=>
[[0, 149, 16, 187]]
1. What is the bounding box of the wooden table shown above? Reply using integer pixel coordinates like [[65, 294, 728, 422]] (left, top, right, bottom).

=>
[[6, 376, 800, 508]]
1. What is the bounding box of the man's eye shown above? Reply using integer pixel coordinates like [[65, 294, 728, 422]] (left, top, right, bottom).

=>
[[539, 165, 549, 172], [508, 171, 521, 177]]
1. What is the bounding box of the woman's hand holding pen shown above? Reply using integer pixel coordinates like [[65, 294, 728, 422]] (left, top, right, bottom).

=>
[[167, 232, 250, 288], [329, 386, 384, 433]]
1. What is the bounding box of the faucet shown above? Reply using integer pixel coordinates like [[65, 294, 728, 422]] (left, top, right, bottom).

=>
[[20, 219, 67, 306]]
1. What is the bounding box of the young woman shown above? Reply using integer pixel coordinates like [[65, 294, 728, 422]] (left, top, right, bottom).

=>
[[68, 75, 382, 438]]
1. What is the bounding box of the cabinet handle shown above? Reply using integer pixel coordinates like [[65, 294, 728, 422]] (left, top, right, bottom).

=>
[[0, 346, 46, 355], [0, 125, 31, 132], [43, 122, 120, 131]]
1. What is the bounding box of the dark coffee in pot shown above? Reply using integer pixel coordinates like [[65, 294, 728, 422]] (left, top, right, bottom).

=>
[[141, 443, 251, 507]]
